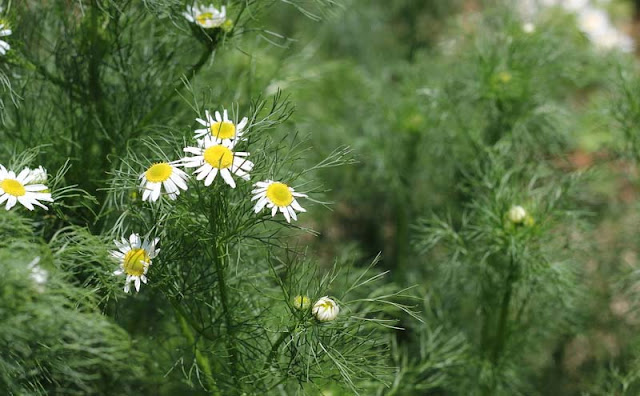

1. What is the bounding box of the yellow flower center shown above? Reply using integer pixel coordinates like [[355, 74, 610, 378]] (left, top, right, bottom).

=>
[[210, 121, 236, 140], [145, 163, 173, 183], [1, 179, 26, 197], [203, 145, 233, 169], [196, 12, 214, 26], [123, 248, 150, 277], [266, 182, 293, 207]]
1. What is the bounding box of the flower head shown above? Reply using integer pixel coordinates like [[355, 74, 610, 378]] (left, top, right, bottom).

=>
[[293, 295, 311, 310], [312, 296, 339, 322], [252, 180, 307, 223], [139, 161, 189, 202], [181, 136, 253, 188], [0, 22, 11, 56], [183, 4, 227, 29], [194, 108, 248, 145], [0, 165, 53, 210], [111, 233, 159, 293]]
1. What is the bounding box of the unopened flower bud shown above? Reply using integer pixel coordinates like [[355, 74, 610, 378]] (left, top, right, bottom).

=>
[[312, 296, 339, 322], [508, 205, 527, 224], [292, 295, 311, 310]]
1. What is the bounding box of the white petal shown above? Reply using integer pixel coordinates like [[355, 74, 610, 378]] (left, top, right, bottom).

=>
[[6, 195, 17, 210], [204, 168, 218, 186], [220, 169, 236, 188], [281, 206, 291, 223]]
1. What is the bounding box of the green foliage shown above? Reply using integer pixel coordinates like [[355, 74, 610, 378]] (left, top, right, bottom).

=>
[[3, 0, 640, 394]]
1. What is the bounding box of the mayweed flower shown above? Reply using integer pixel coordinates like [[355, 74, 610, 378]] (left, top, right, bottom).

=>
[[252, 180, 307, 223], [0, 21, 10, 56], [293, 295, 311, 310], [139, 162, 189, 202], [0, 165, 53, 210], [194, 109, 249, 144], [181, 136, 253, 188], [508, 205, 527, 224], [111, 233, 159, 293], [312, 296, 339, 322], [183, 3, 227, 29], [28, 256, 48, 293]]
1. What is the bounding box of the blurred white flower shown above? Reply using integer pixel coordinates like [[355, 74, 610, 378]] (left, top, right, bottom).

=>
[[139, 162, 189, 202], [562, 0, 589, 12], [28, 257, 48, 293], [523, 22, 536, 33], [577, 7, 610, 38], [0, 22, 10, 56], [312, 296, 339, 322], [0, 165, 53, 211], [181, 136, 253, 188], [508, 205, 527, 224], [183, 4, 227, 29], [111, 233, 159, 293], [252, 180, 307, 223], [577, 6, 634, 52]]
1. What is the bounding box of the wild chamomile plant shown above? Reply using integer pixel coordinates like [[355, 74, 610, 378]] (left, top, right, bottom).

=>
[[0, 210, 146, 395], [412, 146, 585, 395], [101, 88, 408, 394], [1, 0, 337, 226]]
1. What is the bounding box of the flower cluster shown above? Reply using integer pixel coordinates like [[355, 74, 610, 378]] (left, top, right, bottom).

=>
[[293, 295, 340, 322], [0, 164, 53, 211], [138, 106, 308, 223], [120, 104, 309, 292], [518, 0, 634, 52]]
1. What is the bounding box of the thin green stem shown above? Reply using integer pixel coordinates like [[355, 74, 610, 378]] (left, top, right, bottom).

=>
[[175, 307, 221, 395], [136, 46, 214, 131], [212, 242, 242, 392], [262, 325, 296, 371]]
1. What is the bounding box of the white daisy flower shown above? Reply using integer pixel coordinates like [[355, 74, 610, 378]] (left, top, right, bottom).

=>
[[0, 165, 53, 211], [0, 22, 11, 56], [181, 136, 253, 188], [139, 162, 189, 202], [183, 3, 227, 29], [251, 180, 307, 223], [194, 108, 248, 144], [111, 233, 159, 293], [312, 296, 339, 322]]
